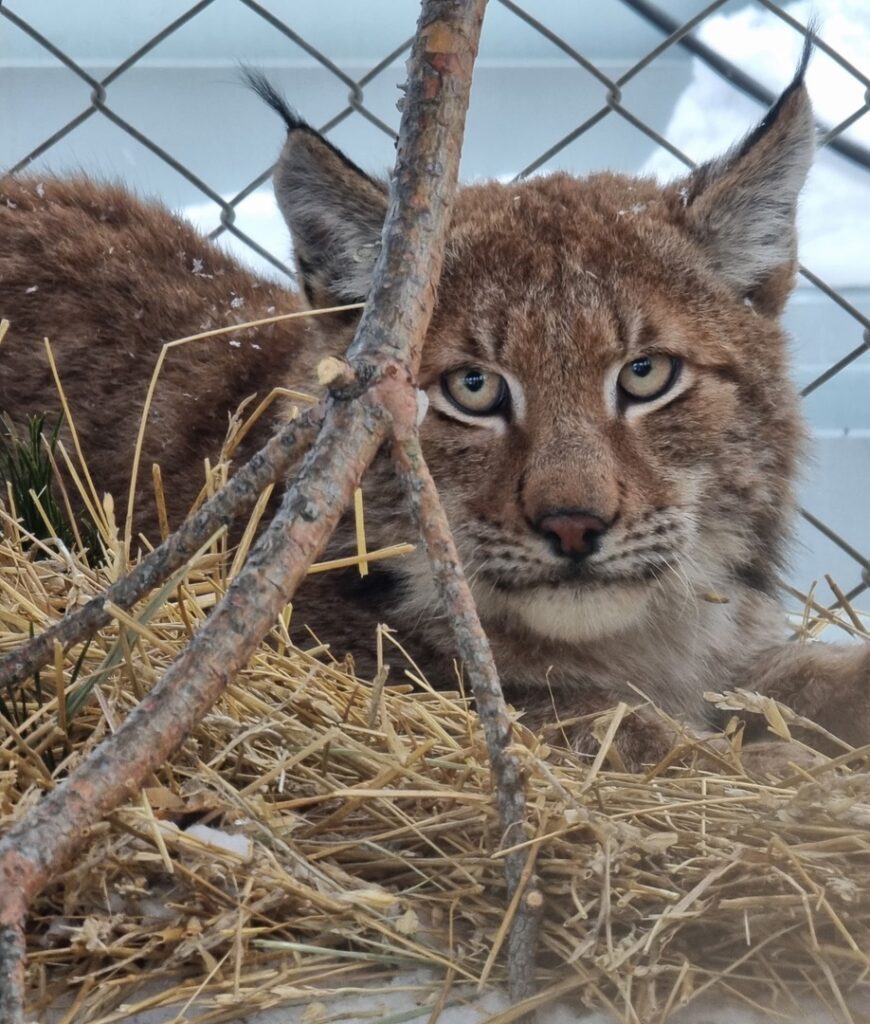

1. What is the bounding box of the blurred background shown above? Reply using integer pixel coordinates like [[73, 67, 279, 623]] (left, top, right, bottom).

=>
[[1, 0, 868, 612]]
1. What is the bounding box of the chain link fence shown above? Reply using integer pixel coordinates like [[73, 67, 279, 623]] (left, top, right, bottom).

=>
[[2, 0, 868, 630]]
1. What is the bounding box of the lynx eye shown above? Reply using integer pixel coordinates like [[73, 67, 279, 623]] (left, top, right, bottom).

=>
[[441, 367, 508, 416], [617, 354, 680, 403]]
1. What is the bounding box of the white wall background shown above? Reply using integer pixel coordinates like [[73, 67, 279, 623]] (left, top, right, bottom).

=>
[[1, 0, 868, 604]]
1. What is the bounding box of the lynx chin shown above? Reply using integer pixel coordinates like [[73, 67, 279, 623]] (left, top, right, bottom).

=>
[[2, 47, 868, 769]]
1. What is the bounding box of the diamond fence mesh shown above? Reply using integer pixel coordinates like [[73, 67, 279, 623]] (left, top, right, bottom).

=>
[[1, 0, 868, 627]]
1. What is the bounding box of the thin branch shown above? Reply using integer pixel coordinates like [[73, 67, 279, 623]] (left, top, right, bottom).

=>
[[394, 435, 541, 998], [0, 405, 322, 690], [345, 0, 541, 988], [347, 0, 484, 376]]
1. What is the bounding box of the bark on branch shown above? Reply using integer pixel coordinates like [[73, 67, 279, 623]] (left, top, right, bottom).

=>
[[394, 435, 543, 997], [0, 406, 323, 690], [0, 1, 541, 1017]]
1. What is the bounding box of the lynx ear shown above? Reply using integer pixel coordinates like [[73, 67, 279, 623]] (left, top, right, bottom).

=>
[[246, 71, 388, 306], [676, 48, 815, 310]]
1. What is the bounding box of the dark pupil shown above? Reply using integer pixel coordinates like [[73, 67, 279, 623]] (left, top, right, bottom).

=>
[[464, 370, 486, 392], [631, 357, 652, 378]]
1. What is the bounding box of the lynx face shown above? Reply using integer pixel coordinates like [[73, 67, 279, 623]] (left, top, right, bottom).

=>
[[254, 65, 813, 652], [415, 174, 801, 644]]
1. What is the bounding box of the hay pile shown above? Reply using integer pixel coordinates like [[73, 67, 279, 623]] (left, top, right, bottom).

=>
[[2, 484, 870, 1023]]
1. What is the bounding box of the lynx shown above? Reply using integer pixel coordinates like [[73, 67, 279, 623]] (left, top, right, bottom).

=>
[[1, 57, 868, 768]]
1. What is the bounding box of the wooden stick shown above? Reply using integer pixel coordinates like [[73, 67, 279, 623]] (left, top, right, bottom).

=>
[[0, 3, 535, 1020], [394, 435, 542, 998]]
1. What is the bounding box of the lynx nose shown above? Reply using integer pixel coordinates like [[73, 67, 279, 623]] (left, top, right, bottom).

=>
[[537, 510, 609, 558]]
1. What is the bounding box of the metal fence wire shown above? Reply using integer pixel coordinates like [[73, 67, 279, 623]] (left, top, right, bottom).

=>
[[1, 0, 868, 624]]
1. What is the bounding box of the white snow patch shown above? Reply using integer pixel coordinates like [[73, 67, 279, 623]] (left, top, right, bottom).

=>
[[183, 190, 292, 282], [416, 388, 430, 425], [182, 822, 252, 859]]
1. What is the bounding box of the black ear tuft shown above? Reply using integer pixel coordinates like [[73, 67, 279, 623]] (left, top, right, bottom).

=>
[[246, 70, 389, 308], [241, 67, 308, 133], [730, 31, 812, 165]]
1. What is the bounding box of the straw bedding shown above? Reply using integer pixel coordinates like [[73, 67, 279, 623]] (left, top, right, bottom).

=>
[[2, 423, 870, 1024]]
